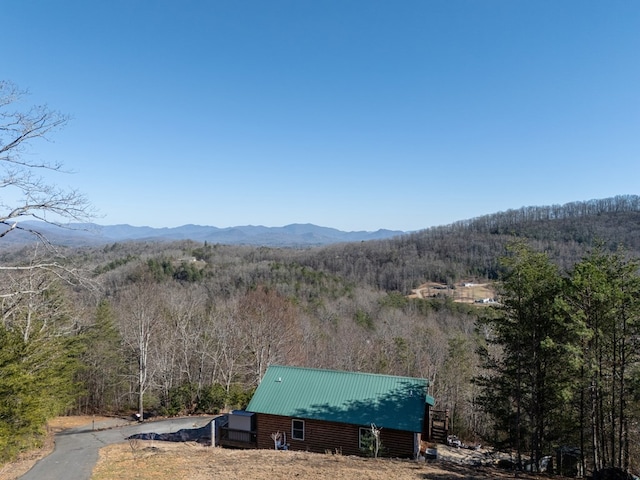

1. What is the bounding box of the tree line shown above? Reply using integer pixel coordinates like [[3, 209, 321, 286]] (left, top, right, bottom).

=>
[[477, 243, 640, 474], [253, 195, 640, 293]]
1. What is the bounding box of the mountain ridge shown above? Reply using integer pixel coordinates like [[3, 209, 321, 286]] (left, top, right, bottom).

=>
[[4, 195, 639, 249], [4, 221, 406, 247]]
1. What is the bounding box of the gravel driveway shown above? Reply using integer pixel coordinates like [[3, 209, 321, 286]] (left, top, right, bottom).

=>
[[19, 417, 214, 480]]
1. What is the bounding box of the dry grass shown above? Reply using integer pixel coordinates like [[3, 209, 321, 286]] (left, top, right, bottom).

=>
[[92, 442, 549, 480], [0, 416, 114, 480], [4, 416, 553, 480]]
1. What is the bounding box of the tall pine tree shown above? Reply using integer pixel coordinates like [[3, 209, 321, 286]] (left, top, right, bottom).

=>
[[0, 280, 82, 461], [477, 243, 584, 469], [564, 248, 640, 473]]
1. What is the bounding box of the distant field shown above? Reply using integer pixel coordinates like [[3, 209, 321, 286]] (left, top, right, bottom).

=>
[[409, 282, 497, 304]]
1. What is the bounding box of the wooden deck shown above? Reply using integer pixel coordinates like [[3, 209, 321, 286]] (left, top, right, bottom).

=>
[[429, 409, 450, 444], [218, 426, 257, 449]]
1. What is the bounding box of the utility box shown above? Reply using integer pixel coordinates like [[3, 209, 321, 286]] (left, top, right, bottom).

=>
[[228, 410, 255, 432]]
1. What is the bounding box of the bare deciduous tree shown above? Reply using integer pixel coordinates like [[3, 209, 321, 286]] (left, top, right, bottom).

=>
[[238, 286, 303, 385], [0, 80, 96, 460], [0, 80, 94, 302], [0, 80, 92, 238], [117, 283, 164, 420]]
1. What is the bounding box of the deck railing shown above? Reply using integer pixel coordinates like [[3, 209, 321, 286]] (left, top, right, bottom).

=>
[[219, 427, 257, 447]]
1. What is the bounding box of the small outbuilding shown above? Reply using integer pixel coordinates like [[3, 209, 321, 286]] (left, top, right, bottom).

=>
[[245, 365, 434, 458]]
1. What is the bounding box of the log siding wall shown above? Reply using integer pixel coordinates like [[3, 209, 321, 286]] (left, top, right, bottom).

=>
[[255, 413, 417, 458]]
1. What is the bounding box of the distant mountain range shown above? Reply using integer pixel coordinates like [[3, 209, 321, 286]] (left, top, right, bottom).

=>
[[3, 221, 406, 247]]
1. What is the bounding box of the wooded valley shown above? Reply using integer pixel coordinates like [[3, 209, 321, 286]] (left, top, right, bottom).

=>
[[2, 195, 640, 477]]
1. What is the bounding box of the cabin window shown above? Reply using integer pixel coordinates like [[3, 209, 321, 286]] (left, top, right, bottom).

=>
[[291, 419, 305, 440]]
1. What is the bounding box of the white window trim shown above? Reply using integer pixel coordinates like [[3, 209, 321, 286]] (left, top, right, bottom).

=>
[[291, 419, 305, 441]]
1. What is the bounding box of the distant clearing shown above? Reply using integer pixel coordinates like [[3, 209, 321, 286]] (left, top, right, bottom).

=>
[[409, 282, 497, 304]]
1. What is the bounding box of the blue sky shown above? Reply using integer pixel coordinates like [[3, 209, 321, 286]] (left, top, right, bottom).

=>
[[3, 1, 639, 231]]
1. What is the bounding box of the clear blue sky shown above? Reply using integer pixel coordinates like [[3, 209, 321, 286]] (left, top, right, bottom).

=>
[[3, 0, 639, 231]]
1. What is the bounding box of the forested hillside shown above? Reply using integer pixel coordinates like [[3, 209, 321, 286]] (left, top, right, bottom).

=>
[[265, 194, 640, 292], [2, 195, 640, 475]]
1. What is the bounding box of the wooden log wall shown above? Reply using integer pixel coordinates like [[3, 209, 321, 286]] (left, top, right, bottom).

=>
[[255, 413, 416, 458]]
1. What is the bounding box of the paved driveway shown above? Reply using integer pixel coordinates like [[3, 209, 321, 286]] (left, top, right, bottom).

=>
[[20, 417, 214, 480]]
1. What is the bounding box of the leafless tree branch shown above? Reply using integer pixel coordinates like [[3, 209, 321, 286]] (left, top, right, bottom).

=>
[[0, 80, 93, 234]]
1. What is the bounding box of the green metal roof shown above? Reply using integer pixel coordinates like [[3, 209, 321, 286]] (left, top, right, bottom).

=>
[[246, 365, 433, 432]]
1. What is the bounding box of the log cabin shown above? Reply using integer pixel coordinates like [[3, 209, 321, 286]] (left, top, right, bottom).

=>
[[244, 365, 435, 458]]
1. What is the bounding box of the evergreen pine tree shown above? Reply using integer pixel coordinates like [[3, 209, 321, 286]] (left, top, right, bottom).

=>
[[477, 242, 583, 469]]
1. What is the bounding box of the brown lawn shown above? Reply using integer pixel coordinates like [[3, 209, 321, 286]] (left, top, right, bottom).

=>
[[93, 441, 550, 480], [4, 416, 555, 480]]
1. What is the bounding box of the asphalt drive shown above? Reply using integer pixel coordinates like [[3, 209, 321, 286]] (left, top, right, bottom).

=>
[[19, 416, 214, 480]]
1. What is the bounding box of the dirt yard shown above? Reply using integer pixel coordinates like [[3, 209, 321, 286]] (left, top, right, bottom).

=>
[[4, 417, 552, 480], [92, 441, 549, 480]]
